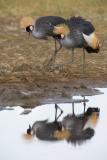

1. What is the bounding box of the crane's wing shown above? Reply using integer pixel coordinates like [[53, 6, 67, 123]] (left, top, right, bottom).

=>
[[35, 16, 66, 35], [68, 16, 95, 34], [36, 16, 66, 26]]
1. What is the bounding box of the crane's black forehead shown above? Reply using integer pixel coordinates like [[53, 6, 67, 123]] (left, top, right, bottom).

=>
[[26, 26, 31, 32], [53, 34, 62, 39]]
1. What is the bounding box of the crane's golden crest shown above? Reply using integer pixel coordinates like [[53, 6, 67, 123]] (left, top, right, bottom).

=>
[[20, 16, 34, 28], [53, 24, 70, 36], [22, 133, 33, 140], [54, 129, 71, 140]]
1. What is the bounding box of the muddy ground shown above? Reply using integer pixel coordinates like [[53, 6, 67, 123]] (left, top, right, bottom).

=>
[[0, 79, 106, 108], [0, 17, 107, 81], [0, 16, 107, 108]]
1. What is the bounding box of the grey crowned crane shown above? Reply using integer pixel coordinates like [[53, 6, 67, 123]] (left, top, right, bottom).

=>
[[26, 104, 63, 141], [26, 103, 100, 144], [62, 107, 100, 145], [53, 16, 100, 72], [26, 16, 66, 66]]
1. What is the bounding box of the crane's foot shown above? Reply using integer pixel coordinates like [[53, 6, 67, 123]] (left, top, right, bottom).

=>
[[46, 57, 55, 67], [58, 60, 74, 66], [53, 64, 64, 72], [43, 55, 56, 69], [43, 62, 64, 73]]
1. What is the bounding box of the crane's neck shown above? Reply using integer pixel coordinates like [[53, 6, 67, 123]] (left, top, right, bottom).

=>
[[60, 35, 75, 49], [32, 29, 47, 39]]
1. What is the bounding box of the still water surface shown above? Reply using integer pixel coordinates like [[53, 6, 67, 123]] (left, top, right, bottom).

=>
[[0, 88, 107, 160]]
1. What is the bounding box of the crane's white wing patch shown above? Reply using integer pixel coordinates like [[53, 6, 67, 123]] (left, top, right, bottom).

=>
[[83, 112, 99, 130], [82, 32, 99, 49]]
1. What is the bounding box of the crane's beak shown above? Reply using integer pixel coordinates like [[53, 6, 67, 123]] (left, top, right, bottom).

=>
[[27, 124, 32, 135], [25, 26, 32, 39]]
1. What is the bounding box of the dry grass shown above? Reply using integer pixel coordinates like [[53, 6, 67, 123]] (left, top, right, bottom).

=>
[[0, 0, 107, 18]]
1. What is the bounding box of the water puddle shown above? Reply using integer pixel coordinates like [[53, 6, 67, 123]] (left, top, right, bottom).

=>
[[0, 88, 107, 160]]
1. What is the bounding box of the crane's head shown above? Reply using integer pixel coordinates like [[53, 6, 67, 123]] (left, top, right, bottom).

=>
[[26, 22, 52, 39], [26, 25, 34, 33], [53, 24, 70, 39]]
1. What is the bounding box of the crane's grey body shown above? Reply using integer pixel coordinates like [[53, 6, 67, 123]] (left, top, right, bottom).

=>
[[59, 16, 96, 51], [31, 16, 66, 39], [60, 30, 86, 49], [26, 104, 63, 140], [61, 107, 99, 144]]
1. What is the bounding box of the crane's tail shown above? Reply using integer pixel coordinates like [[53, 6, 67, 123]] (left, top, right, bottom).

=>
[[85, 46, 99, 53]]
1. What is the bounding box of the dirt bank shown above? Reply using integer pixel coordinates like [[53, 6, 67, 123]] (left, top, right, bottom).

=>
[[0, 78, 106, 108]]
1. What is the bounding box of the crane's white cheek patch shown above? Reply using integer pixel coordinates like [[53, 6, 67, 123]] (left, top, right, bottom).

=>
[[30, 25, 34, 31], [83, 32, 99, 49]]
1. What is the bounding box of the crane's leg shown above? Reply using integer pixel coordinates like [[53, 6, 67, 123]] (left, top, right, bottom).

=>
[[55, 104, 63, 122], [83, 96, 86, 113], [71, 48, 74, 63], [63, 48, 74, 65], [72, 102, 75, 116], [83, 48, 86, 73], [46, 39, 62, 67], [51, 39, 58, 65]]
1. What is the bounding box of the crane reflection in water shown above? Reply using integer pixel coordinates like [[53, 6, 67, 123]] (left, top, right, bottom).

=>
[[26, 98, 100, 145]]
